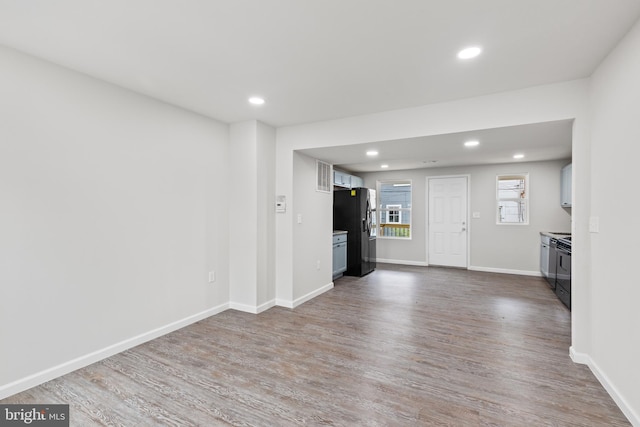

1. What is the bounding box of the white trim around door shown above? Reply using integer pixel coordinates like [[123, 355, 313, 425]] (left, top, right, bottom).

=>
[[426, 175, 470, 268]]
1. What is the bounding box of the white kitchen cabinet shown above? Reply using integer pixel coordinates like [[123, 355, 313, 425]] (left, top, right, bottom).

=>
[[561, 163, 572, 207], [332, 232, 347, 279], [333, 171, 351, 188], [334, 170, 363, 189]]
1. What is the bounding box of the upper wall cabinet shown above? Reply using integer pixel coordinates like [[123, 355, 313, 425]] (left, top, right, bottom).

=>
[[561, 163, 572, 207], [334, 171, 351, 188], [351, 176, 364, 188], [334, 170, 363, 189]]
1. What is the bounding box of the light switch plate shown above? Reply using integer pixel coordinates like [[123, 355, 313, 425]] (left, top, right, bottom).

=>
[[589, 216, 600, 233], [276, 195, 286, 213]]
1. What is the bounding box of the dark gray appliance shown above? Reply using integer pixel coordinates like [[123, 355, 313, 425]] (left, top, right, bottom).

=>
[[540, 234, 556, 289], [333, 188, 376, 277], [547, 238, 558, 289], [555, 238, 571, 309]]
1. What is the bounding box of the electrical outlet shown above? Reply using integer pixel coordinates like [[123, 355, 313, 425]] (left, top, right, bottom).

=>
[[208, 271, 216, 282], [297, 214, 303, 224], [316, 260, 320, 270]]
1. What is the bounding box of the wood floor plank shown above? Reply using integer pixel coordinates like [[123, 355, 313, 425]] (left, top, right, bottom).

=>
[[1, 264, 630, 426]]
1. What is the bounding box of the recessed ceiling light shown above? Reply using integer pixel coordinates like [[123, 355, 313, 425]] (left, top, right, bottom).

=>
[[457, 46, 482, 59], [366, 150, 379, 156], [381, 164, 389, 169], [248, 97, 265, 105], [464, 140, 479, 147], [513, 154, 525, 159]]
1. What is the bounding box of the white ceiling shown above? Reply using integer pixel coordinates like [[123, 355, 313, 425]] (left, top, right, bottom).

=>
[[300, 120, 573, 172], [0, 1, 638, 170]]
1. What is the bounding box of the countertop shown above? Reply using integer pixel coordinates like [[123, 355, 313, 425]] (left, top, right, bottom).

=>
[[333, 230, 348, 235], [540, 231, 571, 238]]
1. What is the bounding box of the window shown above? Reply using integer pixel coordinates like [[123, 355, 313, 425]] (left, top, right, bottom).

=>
[[497, 174, 528, 224], [377, 180, 411, 238], [386, 204, 402, 223]]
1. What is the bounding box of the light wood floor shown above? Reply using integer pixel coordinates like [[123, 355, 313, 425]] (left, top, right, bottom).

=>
[[2, 264, 630, 426]]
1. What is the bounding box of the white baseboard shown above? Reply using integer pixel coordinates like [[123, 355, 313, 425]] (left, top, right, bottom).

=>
[[375, 258, 428, 267], [256, 299, 276, 313], [228, 299, 276, 314], [0, 302, 230, 400], [468, 265, 542, 277], [228, 302, 253, 313], [276, 282, 334, 309], [569, 346, 590, 365], [569, 347, 639, 426], [275, 298, 294, 309], [376, 261, 541, 276]]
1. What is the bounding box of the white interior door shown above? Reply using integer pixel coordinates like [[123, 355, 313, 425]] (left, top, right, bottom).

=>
[[428, 176, 468, 268]]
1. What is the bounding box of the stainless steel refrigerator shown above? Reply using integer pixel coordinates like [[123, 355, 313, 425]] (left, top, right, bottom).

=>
[[333, 188, 376, 277]]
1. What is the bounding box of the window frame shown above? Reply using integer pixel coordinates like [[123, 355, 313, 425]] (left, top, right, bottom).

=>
[[496, 173, 529, 225], [376, 180, 412, 239]]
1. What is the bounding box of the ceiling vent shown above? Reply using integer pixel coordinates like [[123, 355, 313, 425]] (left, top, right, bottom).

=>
[[316, 160, 332, 193]]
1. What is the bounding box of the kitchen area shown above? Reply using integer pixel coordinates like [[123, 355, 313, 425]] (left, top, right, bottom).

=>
[[540, 162, 572, 309], [328, 156, 573, 311], [332, 169, 376, 280]]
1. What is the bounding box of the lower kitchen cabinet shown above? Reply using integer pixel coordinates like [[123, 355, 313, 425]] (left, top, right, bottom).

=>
[[332, 232, 347, 279]]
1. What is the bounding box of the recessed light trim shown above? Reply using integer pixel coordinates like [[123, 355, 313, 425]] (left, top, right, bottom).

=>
[[248, 97, 265, 105], [464, 140, 479, 147], [381, 164, 389, 169], [366, 150, 379, 156], [513, 154, 525, 159], [457, 46, 482, 59]]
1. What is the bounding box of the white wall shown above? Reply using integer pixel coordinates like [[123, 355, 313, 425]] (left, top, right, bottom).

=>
[[0, 46, 230, 396], [229, 120, 277, 313], [362, 160, 571, 274], [585, 18, 640, 423], [291, 152, 334, 303], [256, 121, 276, 308], [229, 122, 258, 309]]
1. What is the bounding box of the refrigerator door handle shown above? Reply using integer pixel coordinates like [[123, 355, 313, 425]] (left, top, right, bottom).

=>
[[364, 198, 372, 235]]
